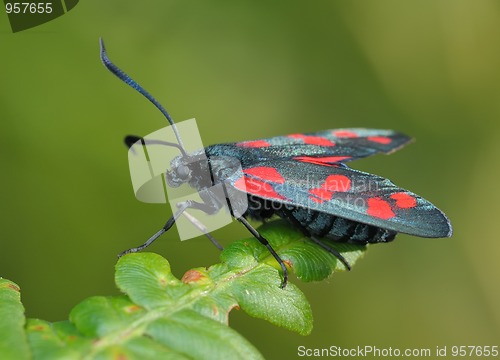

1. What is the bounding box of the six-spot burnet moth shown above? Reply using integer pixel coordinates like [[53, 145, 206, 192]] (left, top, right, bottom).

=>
[[99, 39, 452, 288]]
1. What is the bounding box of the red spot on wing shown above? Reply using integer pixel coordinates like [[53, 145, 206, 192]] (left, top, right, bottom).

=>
[[309, 196, 324, 203], [323, 175, 351, 192], [243, 167, 285, 184], [309, 188, 333, 202], [293, 156, 351, 165], [367, 198, 395, 219], [390, 192, 417, 208], [332, 130, 359, 138], [308, 175, 351, 203], [237, 140, 271, 148], [234, 176, 286, 200], [288, 134, 335, 146], [367, 136, 392, 144]]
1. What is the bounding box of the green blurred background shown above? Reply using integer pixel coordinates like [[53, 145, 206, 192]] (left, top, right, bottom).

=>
[[1, 1, 499, 358]]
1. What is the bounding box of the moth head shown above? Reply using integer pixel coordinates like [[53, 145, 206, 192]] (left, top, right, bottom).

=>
[[166, 156, 193, 187], [166, 151, 213, 189]]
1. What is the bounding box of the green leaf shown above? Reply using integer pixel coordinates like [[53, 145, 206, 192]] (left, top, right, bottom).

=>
[[26, 319, 91, 359], [222, 220, 366, 282], [3, 220, 367, 359], [68, 291, 262, 359], [0, 279, 30, 360]]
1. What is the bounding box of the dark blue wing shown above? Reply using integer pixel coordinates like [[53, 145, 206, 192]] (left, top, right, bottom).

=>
[[207, 128, 412, 167], [238, 128, 412, 153], [227, 160, 452, 238]]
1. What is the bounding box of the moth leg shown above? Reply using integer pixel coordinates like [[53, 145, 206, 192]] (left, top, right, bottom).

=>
[[237, 216, 289, 289], [182, 210, 223, 250], [278, 209, 351, 271], [308, 236, 351, 271], [118, 199, 220, 257]]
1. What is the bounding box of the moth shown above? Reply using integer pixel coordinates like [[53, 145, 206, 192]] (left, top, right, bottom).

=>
[[100, 39, 452, 288]]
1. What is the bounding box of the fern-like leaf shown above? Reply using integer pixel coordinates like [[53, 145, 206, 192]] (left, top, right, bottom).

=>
[[1, 220, 366, 359]]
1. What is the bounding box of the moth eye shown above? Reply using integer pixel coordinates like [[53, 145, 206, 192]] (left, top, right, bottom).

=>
[[177, 165, 190, 180]]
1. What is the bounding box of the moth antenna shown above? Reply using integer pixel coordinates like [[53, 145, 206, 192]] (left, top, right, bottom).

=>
[[99, 38, 187, 156]]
